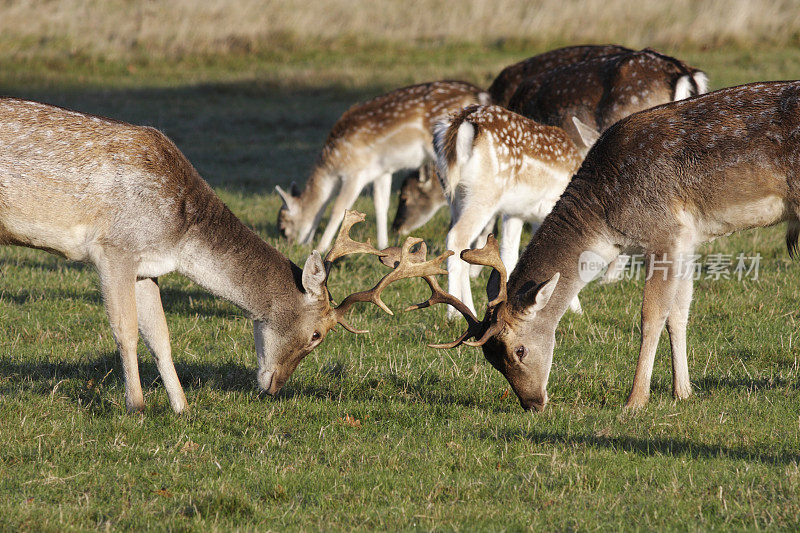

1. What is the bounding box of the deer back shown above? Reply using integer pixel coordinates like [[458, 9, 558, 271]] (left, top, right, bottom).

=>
[[433, 104, 582, 200], [507, 49, 709, 147], [488, 44, 632, 107]]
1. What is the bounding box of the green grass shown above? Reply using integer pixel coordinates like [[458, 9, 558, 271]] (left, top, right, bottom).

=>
[[2, 45, 800, 530]]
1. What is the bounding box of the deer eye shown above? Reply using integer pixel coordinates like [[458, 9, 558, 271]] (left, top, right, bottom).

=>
[[514, 346, 527, 360], [311, 331, 322, 341]]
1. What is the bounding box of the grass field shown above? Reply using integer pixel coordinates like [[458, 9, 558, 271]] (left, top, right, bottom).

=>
[[2, 26, 800, 531]]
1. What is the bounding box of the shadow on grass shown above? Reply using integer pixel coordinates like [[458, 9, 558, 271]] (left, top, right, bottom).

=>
[[0, 79, 388, 194], [695, 374, 800, 392], [487, 427, 800, 466], [0, 350, 504, 413]]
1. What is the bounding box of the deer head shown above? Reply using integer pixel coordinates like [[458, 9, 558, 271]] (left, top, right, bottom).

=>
[[276, 181, 315, 244], [391, 164, 447, 236], [257, 209, 447, 396], [397, 235, 562, 411]]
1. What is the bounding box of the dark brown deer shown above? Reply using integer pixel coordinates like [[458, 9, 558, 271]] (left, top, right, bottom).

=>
[[400, 81, 800, 411], [276, 81, 489, 251], [488, 44, 632, 107], [0, 97, 434, 413], [507, 48, 709, 148]]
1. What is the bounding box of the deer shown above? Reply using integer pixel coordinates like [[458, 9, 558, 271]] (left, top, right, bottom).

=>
[[507, 48, 709, 149], [395, 80, 800, 412], [276, 80, 490, 252], [433, 104, 589, 319], [386, 46, 638, 241], [435, 50, 710, 312], [488, 44, 632, 107], [391, 163, 447, 236], [0, 97, 436, 414]]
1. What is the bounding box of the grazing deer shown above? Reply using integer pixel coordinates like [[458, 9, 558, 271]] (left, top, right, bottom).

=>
[[433, 104, 588, 319], [391, 163, 447, 236], [397, 81, 800, 411], [0, 98, 433, 413], [276, 81, 490, 251], [391, 46, 629, 239], [488, 44, 631, 107], [507, 48, 709, 148]]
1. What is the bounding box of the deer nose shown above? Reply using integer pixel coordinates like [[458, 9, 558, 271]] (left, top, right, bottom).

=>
[[258, 369, 285, 396], [520, 394, 548, 412]]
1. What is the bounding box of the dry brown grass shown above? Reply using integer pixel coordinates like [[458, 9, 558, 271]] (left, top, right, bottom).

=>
[[0, 0, 797, 59]]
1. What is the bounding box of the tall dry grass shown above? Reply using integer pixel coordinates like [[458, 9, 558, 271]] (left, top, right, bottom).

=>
[[0, 0, 797, 59]]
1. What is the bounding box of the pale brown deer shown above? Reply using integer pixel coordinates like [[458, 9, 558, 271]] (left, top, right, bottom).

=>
[[507, 48, 709, 148], [0, 98, 434, 413], [433, 104, 588, 318], [401, 81, 800, 411], [488, 44, 632, 107], [276, 81, 490, 252]]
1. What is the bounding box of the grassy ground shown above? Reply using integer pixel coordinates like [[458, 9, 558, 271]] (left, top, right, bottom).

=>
[[2, 43, 800, 530]]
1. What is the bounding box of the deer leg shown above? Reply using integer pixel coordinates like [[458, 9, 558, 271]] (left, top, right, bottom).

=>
[[445, 202, 496, 319], [316, 177, 365, 252], [135, 277, 188, 413], [666, 276, 694, 400], [372, 172, 392, 249], [625, 252, 681, 410], [96, 255, 144, 412], [469, 216, 496, 279], [499, 215, 524, 275]]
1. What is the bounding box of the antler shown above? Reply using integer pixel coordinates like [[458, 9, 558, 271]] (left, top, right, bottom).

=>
[[326, 211, 451, 334], [335, 237, 450, 319], [403, 234, 509, 349], [460, 234, 507, 307], [324, 210, 386, 267]]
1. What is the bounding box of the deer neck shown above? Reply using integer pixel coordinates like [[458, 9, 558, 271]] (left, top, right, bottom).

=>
[[298, 163, 338, 222], [178, 186, 303, 317], [509, 182, 617, 320]]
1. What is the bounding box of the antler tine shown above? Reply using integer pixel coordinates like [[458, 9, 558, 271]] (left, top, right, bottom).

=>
[[404, 274, 478, 324], [460, 234, 507, 308], [406, 274, 487, 349], [334, 236, 450, 329], [324, 210, 386, 266]]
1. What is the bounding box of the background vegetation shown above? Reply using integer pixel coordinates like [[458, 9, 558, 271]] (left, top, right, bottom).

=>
[[1, 1, 799, 530]]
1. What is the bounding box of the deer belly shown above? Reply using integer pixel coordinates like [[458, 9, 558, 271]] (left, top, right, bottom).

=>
[[374, 127, 428, 171], [0, 213, 97, 261], [696, 195, 789, 240], [498, 183, 561, 221]]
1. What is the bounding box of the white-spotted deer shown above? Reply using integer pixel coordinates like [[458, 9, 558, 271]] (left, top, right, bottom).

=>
[[398, 81, 800, 411], [0, 98, 434, 413], [488, 44, 632, 107], [433, 104, 588, 319], [276, 81, 490, 251], [507, 48, 709, 148]]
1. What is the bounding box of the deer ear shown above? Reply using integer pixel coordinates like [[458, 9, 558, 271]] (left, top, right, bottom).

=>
[[572, 117, 601, 149], [516, 272, 560, 318], [276, 185, 297, 209], [417, 165, 430, 184], [275, 185, 292, 207], [302, 250, 327, 299]]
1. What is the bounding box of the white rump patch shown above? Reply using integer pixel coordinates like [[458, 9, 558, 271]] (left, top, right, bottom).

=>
[[693, 71, 710, 94], [673, 75, 693, 101], [455, 121, 475, 167]]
